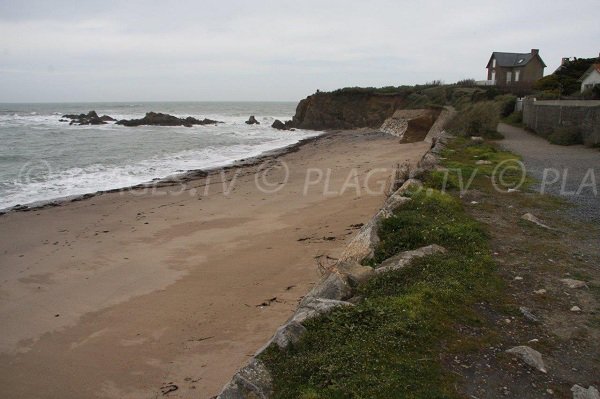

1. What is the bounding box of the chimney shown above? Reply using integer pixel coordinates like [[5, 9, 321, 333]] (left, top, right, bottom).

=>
[[531, 49, 539, 55], [561, 57, 569, 66]]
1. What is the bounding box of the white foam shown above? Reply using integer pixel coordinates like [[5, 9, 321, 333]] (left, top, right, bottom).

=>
[[0, 126, 319, 210]]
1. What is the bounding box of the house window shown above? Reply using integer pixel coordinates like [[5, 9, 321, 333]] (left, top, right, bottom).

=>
[[492, 58, 496, 68], [491, 71, 496, 83], [515, 70, 520, 82], [507, 71, 512, 84]]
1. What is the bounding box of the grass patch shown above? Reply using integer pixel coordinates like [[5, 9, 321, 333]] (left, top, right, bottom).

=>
[[260, 183, 501, 398], [424, 138, 533, 193], [372, 190, 487, 262]]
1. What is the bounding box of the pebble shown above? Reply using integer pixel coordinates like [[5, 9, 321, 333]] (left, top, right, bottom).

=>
[[514, 276, 523, 280], [560, 278, 588, 289], [519, 306, 540, 323], [534, 289, 547, 295], [571, 306, 582, 312]]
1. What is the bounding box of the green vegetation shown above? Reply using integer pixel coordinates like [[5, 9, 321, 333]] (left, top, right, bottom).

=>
[[259, 139, 525, 399], [425, 138, 532, 192], [502, 111, 523, 127], [447, 101, 501, 139], [534, 57, 599, 96], [322, 84, 521, 138], [548, 126, 583, 146], [372, 190, 486, 262], [494, 94, 517, 118]]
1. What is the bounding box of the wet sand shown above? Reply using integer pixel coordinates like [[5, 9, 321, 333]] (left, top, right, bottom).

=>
[[0, 129, 430, 398]]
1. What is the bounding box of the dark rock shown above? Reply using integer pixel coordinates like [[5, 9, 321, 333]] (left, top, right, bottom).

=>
[[61, 110, 107, 125], [100, 115, 116, 122], [271, 119, 291, 130], [245, 115, 260, 125], [116, 112, 222, 127]]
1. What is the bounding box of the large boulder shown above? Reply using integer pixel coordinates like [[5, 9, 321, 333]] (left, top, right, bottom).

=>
[[217, 358, 273, 399], [301, 272, 352, 303], [116, 112, 221, 127], [505, 345, 547, 373], [571, 385, 600, 399], [375, 244, 447, 274], [245, 115, 260, 125], [336, 261, 374, 287], [292, 297, 354, 324], [271, 119, 291, 130], [269, 321, 307, 349], [339, 209, 388, 263]]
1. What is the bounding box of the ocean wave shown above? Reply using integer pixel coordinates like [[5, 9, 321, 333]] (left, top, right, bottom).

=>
[[0, 129, 319, 210]]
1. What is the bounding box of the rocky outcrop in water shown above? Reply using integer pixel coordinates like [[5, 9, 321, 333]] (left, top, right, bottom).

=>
[[61, 110, 108, 125], [286, 90, 406, 130], [116, 112, 222, 127], [245, 115, 260, 125], [271, 119, 293, 130]]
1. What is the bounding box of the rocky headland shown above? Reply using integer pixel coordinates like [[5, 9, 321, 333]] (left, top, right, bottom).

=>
[[280, 89, 406, 130]]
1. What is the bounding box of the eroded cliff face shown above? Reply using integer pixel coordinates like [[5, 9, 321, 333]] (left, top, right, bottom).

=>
[[289, 91, 406, 130]]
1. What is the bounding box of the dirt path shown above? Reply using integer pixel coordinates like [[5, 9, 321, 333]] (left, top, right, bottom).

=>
[[0, 130, 430, 399], [497, 123, 600, 222], [443, 131, 600, 398]]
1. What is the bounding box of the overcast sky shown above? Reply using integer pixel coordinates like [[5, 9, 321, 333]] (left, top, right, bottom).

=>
[[0, 0, 598, 102]]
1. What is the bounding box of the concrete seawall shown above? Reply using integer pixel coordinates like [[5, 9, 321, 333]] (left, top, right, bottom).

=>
[[522, 100, 600, 145]]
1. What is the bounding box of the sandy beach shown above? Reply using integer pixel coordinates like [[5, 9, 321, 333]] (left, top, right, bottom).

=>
[[0, 129, 430, 398]]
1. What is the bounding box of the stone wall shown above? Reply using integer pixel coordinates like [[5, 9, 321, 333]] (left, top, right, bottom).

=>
[[522, 100, 600, 145]]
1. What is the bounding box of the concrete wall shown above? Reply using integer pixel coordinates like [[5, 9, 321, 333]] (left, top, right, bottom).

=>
[[522, 100, 600, 145]]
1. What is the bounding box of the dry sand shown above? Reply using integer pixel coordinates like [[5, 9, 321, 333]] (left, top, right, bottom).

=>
[[0, 129, 430, 398]]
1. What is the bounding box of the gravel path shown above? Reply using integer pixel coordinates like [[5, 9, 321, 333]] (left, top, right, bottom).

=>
[[497, 123, 600, 222]]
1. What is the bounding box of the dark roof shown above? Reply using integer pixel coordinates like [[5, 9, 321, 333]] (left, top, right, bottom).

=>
[[487, 52, 547, 68]]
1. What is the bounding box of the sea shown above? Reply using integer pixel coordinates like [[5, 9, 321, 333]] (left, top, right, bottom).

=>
[[0, 102, 317, 211]]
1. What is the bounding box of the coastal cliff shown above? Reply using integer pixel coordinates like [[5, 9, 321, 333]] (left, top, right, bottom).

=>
[[289, 90, 406, 130]]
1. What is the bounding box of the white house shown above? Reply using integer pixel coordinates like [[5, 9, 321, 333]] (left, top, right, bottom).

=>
[[579, 63, 600, 93]]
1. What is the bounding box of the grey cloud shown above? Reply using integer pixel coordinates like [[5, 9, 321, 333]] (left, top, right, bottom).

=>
[[0, 0, 598, 102]]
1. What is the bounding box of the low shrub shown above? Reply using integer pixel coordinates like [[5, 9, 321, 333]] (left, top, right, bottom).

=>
[[503, 111, 523, 126], [548, 127, 582, 145], [494, 94, 517, 117], [447, 101, 500, 138]]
